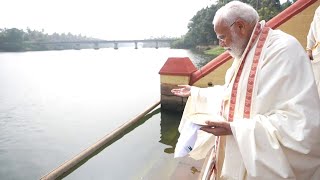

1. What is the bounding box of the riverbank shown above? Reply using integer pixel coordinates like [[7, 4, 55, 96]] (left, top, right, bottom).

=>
[[203, 46, 225, 56], [195, 45, 225, 57]]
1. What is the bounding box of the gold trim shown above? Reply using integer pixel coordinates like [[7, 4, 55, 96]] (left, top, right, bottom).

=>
[[307, 42, 320, 51]]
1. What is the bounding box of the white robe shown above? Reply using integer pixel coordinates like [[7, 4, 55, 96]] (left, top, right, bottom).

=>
[[184, 21, 320, 180], [307, 6, 320, 94]]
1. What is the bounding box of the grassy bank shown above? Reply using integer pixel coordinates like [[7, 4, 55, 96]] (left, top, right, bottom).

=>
[[203, 46, 225, 56]]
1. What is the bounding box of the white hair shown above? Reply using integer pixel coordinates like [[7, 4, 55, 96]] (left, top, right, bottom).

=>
[[213, 1, 259, 26]]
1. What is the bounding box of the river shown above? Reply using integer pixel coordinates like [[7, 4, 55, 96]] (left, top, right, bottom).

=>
[[0, 48, 213, 180]]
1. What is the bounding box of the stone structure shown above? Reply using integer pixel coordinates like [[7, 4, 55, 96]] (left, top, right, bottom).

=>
[[159, 57, 197, 111]]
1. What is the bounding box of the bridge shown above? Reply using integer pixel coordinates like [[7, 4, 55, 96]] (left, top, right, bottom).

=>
[[23, 39, 176, 50]]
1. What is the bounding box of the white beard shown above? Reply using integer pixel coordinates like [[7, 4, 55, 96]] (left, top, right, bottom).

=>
[[227, 30, 247, 59]]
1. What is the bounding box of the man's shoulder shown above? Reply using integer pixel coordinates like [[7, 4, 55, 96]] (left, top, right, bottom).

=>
[[262, 29, 308, 64], [267, 29, 302, 51]]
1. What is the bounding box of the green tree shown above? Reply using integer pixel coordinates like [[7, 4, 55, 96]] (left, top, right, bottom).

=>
[[3, 28, 24, 42], [174, 5, 218, 48], [281, 0, 295, 11], [0, 28, 98, 51], [172, 0, 287, 49], [257, 0, 281, 21], [0, 28, 25, 51]]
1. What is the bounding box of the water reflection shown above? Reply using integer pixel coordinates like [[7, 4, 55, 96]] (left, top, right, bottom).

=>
[[188, 50, 216, 68], [159, 109, 182, 154], [57, 107, 162, 179], [61, 107, 185, 179]]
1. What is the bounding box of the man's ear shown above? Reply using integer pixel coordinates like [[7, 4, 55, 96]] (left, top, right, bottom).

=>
[[234, 20, 246, 35], [236, 21, 244, 28]]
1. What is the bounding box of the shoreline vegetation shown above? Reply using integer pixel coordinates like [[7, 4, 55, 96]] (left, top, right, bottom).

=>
[[201, 45, 225, 56], [0, 28, 174, 52], [0, 28, 99, 52]]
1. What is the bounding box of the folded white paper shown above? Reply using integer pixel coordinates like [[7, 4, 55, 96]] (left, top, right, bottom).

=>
[[174, 121, 201, 158]]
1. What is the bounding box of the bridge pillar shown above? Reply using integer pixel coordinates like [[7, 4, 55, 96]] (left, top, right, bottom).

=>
[[155, 41, 159, 49], [134, 42, 138, 49], [73, 43, 80, 50], [94, 42, 99, 50], [114, 42, 118, 50]]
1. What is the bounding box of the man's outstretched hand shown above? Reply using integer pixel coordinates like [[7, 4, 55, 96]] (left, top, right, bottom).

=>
[[200, 120, 233, 136], [171, 85, 191, 97]]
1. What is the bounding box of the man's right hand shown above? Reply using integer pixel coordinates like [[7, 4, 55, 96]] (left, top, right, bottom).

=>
[[171, 85, 191, 97]]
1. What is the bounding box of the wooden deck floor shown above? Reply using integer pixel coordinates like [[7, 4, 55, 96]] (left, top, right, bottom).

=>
[[170, 157, 204, 180]]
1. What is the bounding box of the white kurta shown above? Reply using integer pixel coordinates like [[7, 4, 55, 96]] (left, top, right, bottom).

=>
[[307, 6, 320, 94], [185, 21, 320, 180]]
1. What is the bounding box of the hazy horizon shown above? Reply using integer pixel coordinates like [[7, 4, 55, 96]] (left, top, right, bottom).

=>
[[1, 0, 215, 40], [0, 0, 289, 40]]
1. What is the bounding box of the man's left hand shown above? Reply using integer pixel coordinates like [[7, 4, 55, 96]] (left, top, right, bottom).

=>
[[200, 121, 233, 136]]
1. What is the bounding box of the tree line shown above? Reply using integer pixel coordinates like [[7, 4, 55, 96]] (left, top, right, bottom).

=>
[[171, 0, 296, 49], [0, 28, 97, 51], [0, 28, 176, 51]]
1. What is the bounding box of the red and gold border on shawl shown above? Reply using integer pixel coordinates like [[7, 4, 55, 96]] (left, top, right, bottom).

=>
[[228, 26, 270, 121], [227, 24, 262, 122], [243, 27, 270, 118], [219, 24, 262, 118]]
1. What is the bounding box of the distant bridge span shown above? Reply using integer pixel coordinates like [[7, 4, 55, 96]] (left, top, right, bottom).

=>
[[24, 39, 176, 49]]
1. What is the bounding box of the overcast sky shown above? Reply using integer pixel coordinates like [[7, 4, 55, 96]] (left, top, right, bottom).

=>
[[0, 0, 214, 40], [1, 0, 287, 40]]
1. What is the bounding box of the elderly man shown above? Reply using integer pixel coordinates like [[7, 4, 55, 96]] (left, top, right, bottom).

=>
[[307, 5, 320, 94], [172, 1, 320, 180]]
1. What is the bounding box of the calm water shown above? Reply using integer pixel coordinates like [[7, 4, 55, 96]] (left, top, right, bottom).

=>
[[0, 48, 212, 180]]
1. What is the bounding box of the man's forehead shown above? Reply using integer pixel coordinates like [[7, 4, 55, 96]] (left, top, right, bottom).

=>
[[214, 20, 228, 34], [214, 18, 228, 30]]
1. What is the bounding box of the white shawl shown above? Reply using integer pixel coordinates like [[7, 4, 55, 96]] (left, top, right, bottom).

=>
[[307, 6, 320, 94], [188, 22, 320, 180]]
